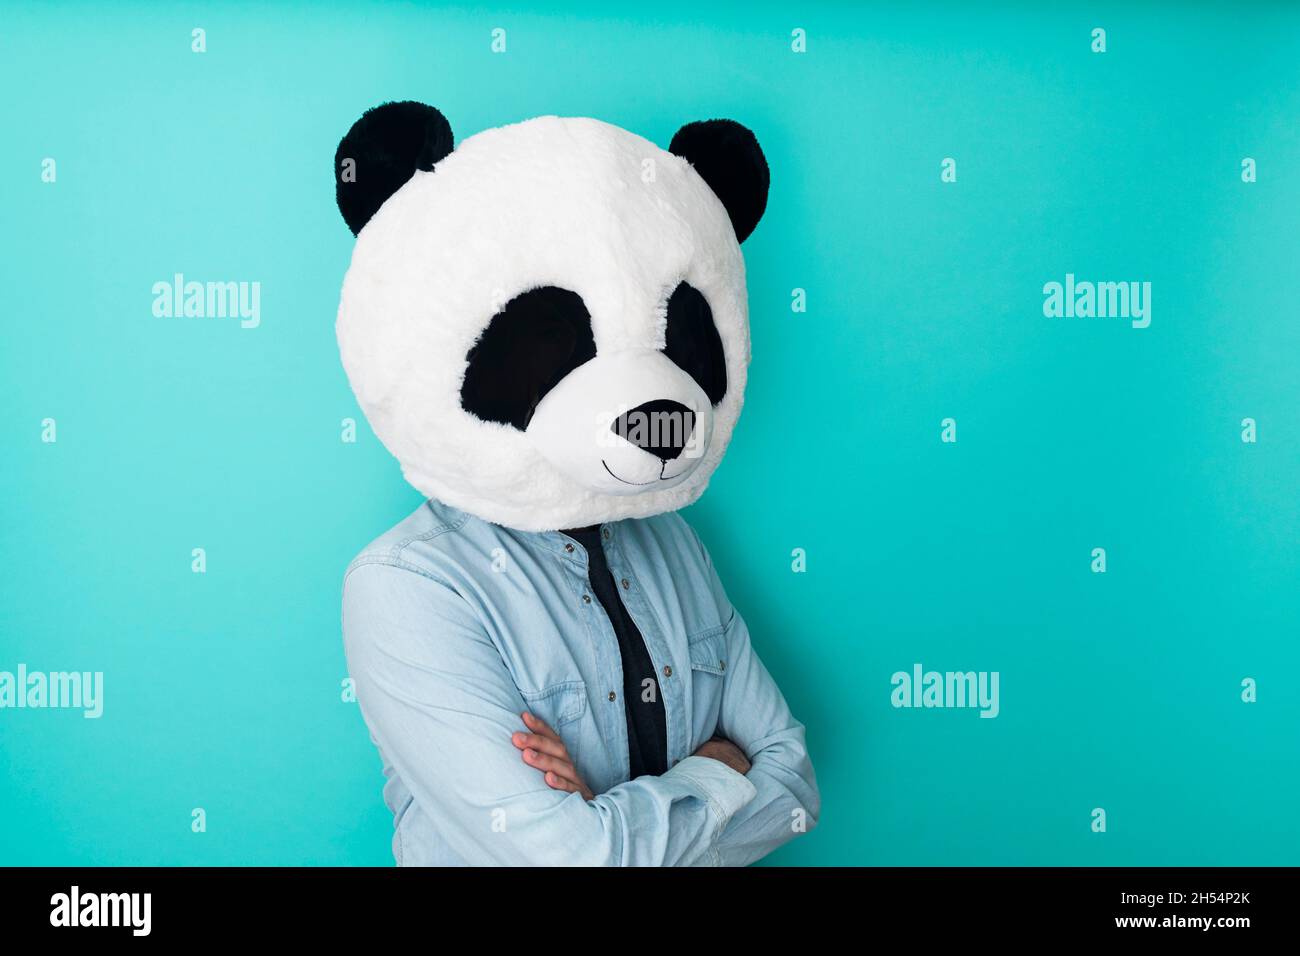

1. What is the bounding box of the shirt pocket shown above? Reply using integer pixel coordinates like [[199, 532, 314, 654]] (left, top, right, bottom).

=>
[[688, 626, 728, 676], [687, 626, 727, 744], [518, 679, 589, 782], [519, 679, 587, 729]]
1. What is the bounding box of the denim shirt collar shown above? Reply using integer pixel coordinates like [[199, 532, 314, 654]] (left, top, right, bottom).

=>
[[532, 523, 618, 566], [435, 499, 619, 566]]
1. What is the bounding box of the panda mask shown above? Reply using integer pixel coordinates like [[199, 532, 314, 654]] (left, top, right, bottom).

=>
[[334, 102, 769, 532]]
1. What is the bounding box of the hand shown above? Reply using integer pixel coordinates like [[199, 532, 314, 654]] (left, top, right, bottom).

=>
[[693, 735, 752, 776], [512, 711, 595, 801]]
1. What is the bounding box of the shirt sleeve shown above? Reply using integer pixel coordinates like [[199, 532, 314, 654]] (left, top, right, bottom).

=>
[[690, 526, 822, 866], [342, 557, 757, 867]]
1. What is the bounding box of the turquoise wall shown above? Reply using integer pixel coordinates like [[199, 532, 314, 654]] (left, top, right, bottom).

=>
[[2, 1, 1297, 865]]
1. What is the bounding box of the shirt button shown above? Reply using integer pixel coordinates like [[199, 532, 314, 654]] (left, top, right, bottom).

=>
[[602, 528, 610, 540], [620, 578, 630, 589], [719, 660, 726, 671], [663, 665, 672, 678], [607, 691, 617, 702], [564, 543, 574, 553], [582, 594, 592, 604]]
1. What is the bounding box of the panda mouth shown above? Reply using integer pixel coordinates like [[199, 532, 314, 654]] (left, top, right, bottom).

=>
[[601, 459, 687, 486]]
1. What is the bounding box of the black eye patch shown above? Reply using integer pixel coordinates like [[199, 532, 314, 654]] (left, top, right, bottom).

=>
[[460, 287, 596, 430], [662, 282, 727, 405]]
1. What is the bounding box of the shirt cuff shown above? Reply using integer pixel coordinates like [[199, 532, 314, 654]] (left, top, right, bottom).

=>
[[667, 754, 758, 825]]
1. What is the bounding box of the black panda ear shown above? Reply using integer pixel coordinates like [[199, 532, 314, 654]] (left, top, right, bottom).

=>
[[669, 119, 769, 243], [335, 101, 454, 235]]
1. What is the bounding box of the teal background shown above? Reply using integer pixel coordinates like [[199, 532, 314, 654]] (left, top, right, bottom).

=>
[[2, 1, 1298, 866]]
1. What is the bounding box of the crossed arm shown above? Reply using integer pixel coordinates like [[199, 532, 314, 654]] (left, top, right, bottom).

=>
[[513, 709, 753, 800], [343, 552, 819, 866]]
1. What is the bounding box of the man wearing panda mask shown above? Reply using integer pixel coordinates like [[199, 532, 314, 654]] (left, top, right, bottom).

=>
[[335, 102, 819, 866]]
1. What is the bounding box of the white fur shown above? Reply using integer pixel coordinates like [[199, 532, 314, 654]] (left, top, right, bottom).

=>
[[336, 116, 750, 531]]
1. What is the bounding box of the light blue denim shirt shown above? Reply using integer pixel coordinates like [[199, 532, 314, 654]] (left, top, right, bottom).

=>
[[342, 498, 819, 866]]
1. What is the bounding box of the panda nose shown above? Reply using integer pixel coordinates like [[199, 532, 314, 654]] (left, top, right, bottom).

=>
[[611, 400, 697, 462]]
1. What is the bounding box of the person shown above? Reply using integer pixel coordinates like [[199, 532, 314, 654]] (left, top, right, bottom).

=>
[[332, 101, 819, 865]]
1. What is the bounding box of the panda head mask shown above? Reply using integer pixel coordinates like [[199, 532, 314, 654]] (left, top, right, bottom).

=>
[[334, 102, 768, 532]]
